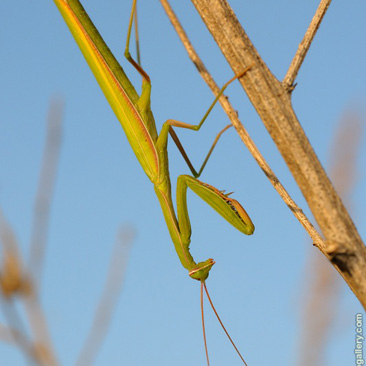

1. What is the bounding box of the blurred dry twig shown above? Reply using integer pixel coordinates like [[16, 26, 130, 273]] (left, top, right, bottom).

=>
[[298, 111, 363, 366], [0, 100, 63, 365], [77, 226, 135, 366], [28, 99, 64, 289]]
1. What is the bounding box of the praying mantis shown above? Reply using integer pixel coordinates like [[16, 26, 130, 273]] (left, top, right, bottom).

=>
[[53, 0, 254, 363]]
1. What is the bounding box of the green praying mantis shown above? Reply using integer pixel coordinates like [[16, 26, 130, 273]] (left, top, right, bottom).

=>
[[53, 0, 254, 363]]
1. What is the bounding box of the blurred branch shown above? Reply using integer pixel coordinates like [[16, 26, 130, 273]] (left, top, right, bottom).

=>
[[22, 295, 58, 366], [185, 0, 366, 308], [0, 323, 23, 344], [0, 298, 36, 366], [0, 205, 58, 366], [0, 99, 63, 365], [160, 0, 324, 248], [0, 212, 35, 366], [0, 210, 28, 298], [328, 111, 363, 199], [298, 254, 340, 366], [24, 99, 64, 366], [76, 226, 135, 366], [298, 112, 363, 366], [28, 99, 64, 289]]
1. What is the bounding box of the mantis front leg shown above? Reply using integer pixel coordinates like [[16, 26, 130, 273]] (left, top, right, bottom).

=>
[[154, 173, 254, 282]]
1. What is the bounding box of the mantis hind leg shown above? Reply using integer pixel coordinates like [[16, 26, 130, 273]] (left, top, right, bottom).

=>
[[124, 0, 150, 83], [169, 124, 232, 178], [132, 0, 141, 66], [162, 66, 252, 177], [124, 0, 152, 117]]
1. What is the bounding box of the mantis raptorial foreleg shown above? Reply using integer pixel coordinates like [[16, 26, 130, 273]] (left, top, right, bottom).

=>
[[53, 0, 254, 363]]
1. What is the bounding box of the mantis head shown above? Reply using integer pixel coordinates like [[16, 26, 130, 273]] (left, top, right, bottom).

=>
[[188, 258, 215, 281]]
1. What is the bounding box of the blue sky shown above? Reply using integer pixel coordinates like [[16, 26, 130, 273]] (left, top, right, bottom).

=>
[[1, 0, 365, 365]]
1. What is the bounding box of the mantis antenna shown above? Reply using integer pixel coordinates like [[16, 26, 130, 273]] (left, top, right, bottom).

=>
[[202, 282, 248, 365]]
